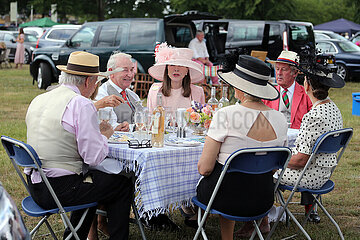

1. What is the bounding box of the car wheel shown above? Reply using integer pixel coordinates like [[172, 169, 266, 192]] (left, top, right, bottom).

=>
[[337, 63, 348, 81], [24, 50, 30, 64], [37, 62, 52, 89]]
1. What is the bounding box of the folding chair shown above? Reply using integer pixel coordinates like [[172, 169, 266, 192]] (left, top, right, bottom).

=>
[[1, 136, 97, 240], [192, 147, 292, 240], [267, 128, 353, 240]]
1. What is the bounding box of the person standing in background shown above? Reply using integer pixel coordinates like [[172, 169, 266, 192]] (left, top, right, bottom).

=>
[[14, 27, 25, 69]]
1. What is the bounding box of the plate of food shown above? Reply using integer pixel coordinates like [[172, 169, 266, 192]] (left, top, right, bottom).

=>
[[108, 132, 135, 144], [165, 139, 202, 147]]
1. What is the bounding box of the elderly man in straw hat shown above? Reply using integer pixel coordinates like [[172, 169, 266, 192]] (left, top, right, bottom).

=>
[[263, 50, 312, 130], [25, 51, 133, 240]]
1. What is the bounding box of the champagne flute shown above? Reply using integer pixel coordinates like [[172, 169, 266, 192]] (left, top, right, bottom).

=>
[[134, 111, 144, 141]]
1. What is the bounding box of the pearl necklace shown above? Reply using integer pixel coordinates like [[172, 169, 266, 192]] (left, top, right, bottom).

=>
[[313, 97, 330, 108]]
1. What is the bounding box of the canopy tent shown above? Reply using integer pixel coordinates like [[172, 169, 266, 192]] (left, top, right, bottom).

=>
[[314, 18, 360, 36], [19, 17, 60, 27]]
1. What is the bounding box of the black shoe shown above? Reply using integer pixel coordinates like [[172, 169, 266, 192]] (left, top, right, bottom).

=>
[[141, 214, 180, 231], [184, 218, 198, 229], [307, 212, 321, 223]]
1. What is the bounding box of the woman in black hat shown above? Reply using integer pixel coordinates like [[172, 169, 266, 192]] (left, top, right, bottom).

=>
[[196, 55, 288, 239], [278, 64, 345, 219]]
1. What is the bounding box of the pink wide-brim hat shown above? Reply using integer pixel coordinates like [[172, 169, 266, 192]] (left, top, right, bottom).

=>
[[148, 45, 204, 83]]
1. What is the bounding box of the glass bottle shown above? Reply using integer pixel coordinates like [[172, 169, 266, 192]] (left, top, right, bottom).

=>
[[218, 85, 230, 108], [207, 86, 219, 111], [151, 93, 165, 147]]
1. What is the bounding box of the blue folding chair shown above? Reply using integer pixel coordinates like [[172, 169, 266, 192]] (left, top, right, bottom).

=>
[[192, 147, 292, 240], [267, 128, 353, 240], [1, 135, 98, 240]]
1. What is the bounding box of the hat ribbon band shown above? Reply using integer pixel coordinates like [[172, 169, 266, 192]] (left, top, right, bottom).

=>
[[67, 63, 99, 73], [276, 58, 298, 66], [234, 64, 269, 86]]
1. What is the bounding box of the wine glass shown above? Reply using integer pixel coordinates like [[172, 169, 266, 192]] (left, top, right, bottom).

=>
[[134, 111, 144, 140]]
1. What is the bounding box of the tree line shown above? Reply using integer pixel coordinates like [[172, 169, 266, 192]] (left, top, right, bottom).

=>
[[1, 0, 359, 26]]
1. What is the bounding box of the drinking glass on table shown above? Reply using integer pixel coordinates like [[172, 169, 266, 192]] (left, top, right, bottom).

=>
[[143, 113, 152, 141], [134, 111, 145, 140], [176, 108, 187, 138], [98, 108, 111, 123]]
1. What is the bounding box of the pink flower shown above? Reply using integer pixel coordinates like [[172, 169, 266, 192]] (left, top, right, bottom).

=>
[[155, 43, 174, 63], [204, 119, 211, 129], [186, 107, 195, 113], [201, 106, 211, 116], [190, 112, 201, 124]]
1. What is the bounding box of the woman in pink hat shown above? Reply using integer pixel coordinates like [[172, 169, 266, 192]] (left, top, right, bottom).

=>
[[147, 43, 205, 112]]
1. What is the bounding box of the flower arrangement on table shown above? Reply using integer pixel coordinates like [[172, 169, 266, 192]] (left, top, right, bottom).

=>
[[185, 101, 214, 135]]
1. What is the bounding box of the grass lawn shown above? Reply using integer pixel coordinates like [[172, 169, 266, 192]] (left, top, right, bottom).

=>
[[0, 65, 359, 239]]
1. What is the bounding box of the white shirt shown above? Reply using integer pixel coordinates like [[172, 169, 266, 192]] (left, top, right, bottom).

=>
[[280, 81, 295, 103], [96, 80, 140, 129], [188, 37, 209, 59]]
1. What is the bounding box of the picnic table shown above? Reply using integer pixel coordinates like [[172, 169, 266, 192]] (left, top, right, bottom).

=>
[[95, 128, 299, 219]]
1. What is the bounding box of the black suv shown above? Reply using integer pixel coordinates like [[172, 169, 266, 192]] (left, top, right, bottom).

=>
[[30, 11, 219, 89], [194, 19, 316, 64]]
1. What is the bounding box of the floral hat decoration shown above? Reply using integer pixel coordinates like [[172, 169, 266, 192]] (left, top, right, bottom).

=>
[[148, 42, 204, 83]]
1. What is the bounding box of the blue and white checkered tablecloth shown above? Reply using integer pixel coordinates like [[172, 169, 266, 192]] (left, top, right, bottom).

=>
[[107, 143, 203, 219], [102, 129, 299, 219]]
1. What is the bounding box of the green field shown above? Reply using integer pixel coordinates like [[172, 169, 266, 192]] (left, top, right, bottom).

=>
[[0, 65, 359, 239]]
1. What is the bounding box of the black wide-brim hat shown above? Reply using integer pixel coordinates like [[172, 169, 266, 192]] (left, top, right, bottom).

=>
[[309, 71, 345, 88], [218, 55, 279, 101]]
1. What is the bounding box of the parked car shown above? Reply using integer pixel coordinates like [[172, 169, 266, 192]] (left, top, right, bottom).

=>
[[35, 25, 82, 49], [0, 30, 36, 64], [194, 19, 316, 64], [30, 11, 219, 89], [316, 39, 360, 80], [314, 30, 347, 41], [0, 182, 30, 240]]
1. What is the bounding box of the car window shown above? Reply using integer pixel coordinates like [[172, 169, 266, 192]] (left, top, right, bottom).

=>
[[96, 25, 119, 47], [228, 23, 264, 42], [128, 22, 157, 49], [288, 24, 315, 52], [316, 42, 336, 53], [174, 26, 192, 43], [269, 24, 280, 40], [352, 36, 360, 44], [4, 34, 14, 41], [338, 41, 360, 52], [26, 34, 38, 42], [71, 26, 97, 48], [47, 29, 77, 40]]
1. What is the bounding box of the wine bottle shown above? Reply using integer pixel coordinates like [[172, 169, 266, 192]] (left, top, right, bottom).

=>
[[218, 85, 230, 108], [207, 86, 219, 111], [151, 93, 165, 147]]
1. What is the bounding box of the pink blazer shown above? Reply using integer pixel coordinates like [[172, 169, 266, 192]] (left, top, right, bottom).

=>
[[263, 82, 312, 129]]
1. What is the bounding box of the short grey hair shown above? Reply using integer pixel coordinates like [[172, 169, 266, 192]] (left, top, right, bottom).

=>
[[107, 52, 132, 70], [58, 72, 88, 86], [196, 30, 204, 36]]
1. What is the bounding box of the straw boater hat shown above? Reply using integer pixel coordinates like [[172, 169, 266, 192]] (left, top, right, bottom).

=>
[[57, 51, 105, 77], [148, 43, 204, 83], [268, 50, 299, 66], [218, 55, 279, 100]]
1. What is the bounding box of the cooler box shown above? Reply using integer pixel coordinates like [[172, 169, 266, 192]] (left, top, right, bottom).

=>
[[353, 92, 360, 116]]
